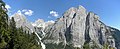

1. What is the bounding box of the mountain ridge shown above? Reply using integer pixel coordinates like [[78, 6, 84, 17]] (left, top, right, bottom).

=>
[[42, 6, 120, 49], [12, 6, 120, 49]]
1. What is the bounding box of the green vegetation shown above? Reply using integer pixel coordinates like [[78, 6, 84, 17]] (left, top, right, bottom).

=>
[[83, 40, 101, 49], [103, 43, 109, 49], [0, 0, 41, 49], [83, 43, 90, 49], [103, 43, 115, 49], [91, 41, 100, 49], [45, 43, 81, 49]]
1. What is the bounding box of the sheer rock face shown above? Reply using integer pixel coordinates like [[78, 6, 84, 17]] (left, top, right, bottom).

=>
[[43, 6, 88, 48], [43, 6, 120, 49]]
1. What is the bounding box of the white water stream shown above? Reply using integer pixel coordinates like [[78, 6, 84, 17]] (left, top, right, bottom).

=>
[[34, 32, 46, 49]]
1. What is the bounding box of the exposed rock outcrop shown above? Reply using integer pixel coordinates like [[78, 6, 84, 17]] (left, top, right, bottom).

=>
[[42, 6, 120, 49], [11, 5, 120, 49], [11, 13, 35, 33]]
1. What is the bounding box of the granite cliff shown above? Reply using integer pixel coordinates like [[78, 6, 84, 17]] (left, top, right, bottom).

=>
[[12, 6, 120, 49], [42, 6, 120, 49]]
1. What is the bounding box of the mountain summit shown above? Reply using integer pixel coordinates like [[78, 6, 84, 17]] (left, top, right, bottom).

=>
[[11, 6, 120, 49], [11, 13, 35, 33], [42, 6, 120, 49]]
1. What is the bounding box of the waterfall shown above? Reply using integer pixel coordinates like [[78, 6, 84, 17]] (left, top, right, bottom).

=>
[[34, 32, 46, 49]]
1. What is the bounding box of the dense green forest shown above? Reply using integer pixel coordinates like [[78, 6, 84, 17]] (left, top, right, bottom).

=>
[[0, 0, 41, 49]]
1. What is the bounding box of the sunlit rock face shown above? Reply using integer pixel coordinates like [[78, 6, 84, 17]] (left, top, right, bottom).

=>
[[11, 5, 120, 49], [42, 6, 120, 49], [11, 13, 35, 33], [11, 13, 47, 49], [32, 19, 55, 31], [32, 19, 55, 38]]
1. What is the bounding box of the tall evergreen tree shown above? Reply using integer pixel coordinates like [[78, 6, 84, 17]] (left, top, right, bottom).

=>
[[0, 0, 10, 48], [0, 0, 41, 49], [8, 17, 17, 49]]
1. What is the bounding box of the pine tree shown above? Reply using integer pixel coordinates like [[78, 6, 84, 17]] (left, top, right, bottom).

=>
[[7, 17, 17, 49], [0, 0, 41, 49], [0, 0, 10, 48]]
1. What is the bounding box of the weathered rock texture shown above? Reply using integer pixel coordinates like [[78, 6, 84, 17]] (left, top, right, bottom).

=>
[[42, 6, 120, 49], [11, 13, 35, 33]]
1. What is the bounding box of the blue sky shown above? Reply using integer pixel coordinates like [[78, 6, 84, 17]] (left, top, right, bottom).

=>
[[3, 0, 120, 29]]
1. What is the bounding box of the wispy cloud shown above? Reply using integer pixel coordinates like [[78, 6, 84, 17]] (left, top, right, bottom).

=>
[[50, 10, 59, 17], [5, 4, 11, 10], [22, 9, 34, 16], [5, 4, 12, 16], [46, 20, 55, 24], [15, 9, 34, 16]]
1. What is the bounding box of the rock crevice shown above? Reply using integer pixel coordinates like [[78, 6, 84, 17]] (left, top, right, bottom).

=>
[[42, 6, 120, 49]]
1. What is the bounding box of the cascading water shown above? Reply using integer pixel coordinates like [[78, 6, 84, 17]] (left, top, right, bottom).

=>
[[34, 32, 46, 49]]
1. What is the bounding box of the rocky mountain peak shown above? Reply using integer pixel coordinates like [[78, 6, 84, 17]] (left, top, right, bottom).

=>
[[63, 5, 86, 19], [32, 19, 45, 27], [42, 6, 120, 49], [11, 13, 35, 33], [10, 5, 120, 49], [77, 5, 86, 13], [11, 13, 27, 27], [78, 5, 86, 10]]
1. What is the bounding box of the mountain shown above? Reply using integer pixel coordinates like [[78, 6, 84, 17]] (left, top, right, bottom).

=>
[[0, 0, 42, 49], [11, 13, 35, 33], [42, 6, 120, 49], [11, 6, 120, 49], [11, 13, 55, 49], [32, 19, 55, 38]]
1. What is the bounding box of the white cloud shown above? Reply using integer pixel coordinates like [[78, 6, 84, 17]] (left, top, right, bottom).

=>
[[5, 4, 11, 10], [5, 4, 12, 16], [22, 9, 27, 12], [46, 20, 55, 23], [45, 20, 55, 27], [22, 9, 34, 16], [50, 10, 59, 17], [15, 9, 34, 16]]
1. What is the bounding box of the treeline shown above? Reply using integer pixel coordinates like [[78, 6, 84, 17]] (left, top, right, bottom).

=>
[[0, 0, 41, 49]]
